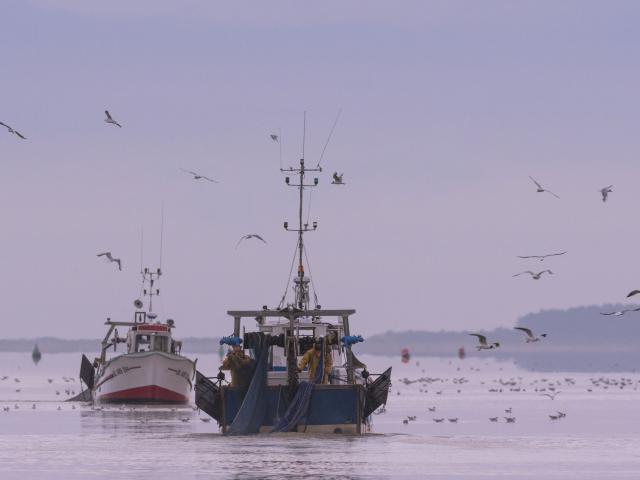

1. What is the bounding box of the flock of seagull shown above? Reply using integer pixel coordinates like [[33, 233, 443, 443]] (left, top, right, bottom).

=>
[[14, 110, 350, 273], [467, 173, 639, 350], [384, 360, 640, 426]]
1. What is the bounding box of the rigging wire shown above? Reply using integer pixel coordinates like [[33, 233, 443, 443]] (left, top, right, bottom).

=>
[[278, 236, 301, 309], [316, 108, 342, 169], [303, 243, 319, 307], [306, 188, 313, 226], [278, 127, 283, 170], [159, 201, 165, 270]]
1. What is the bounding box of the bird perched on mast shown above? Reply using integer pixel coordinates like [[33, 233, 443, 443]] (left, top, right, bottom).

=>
[[104, 110, 122, 128], [97, 252, 122, 271], [332, 172, 345, 185]]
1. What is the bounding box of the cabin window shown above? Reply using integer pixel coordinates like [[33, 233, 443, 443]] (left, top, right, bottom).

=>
[[136, 334, 151, 352], [152, 336, 169, 352]]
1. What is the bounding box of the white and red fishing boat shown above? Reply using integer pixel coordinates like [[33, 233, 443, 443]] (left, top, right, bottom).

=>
[[80, 267, 196, 404]]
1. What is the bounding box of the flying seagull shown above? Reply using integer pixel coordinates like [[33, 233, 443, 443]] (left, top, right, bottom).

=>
[[599, 185, 613, 202], [529, 176, 560, 199], [600, 307, 640, 317], [270, 134, 279, 142], [104, 110, 122, 128], [514, 327, 547, 343], [469, 333, 500, 351], [0, 121, 26, 139], [513, 270, 553, 280], [541, 391, 561, 400], [628, 290, 640, 298], [517, 252, 567, 261], [332, 172, 345, 185], [236, 234, 267, 249], [180, 168, 218, 183], [97, 252, 122, 271]]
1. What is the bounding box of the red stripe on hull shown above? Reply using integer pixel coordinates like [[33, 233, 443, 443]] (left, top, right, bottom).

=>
[[98, 385, 189, 404]]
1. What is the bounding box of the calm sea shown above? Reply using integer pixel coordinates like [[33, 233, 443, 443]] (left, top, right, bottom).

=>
[[1, 352, 639, 479]]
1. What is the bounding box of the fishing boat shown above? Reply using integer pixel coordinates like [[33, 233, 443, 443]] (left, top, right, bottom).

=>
[[196, 154, 391, 434], [79, 268, 196, 404]]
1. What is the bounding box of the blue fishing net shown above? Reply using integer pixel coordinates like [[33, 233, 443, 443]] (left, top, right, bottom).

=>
[[226, 333, 270, 435], [270, 381, 314, 433]]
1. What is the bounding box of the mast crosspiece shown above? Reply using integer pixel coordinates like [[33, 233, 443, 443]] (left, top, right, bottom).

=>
[[282, 158, 321, 310]]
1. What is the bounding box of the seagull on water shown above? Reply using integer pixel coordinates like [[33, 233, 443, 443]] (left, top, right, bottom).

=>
[[97, 252, 122, 271], [235, 234, 267, 249], [513, 270, 553, 280], [180, 168, 218, 183], [600, 307, 640, 317], [517, 252, 567, 261], [0, 121, 26, 139], [514, 327, 547, 343], [104, 110, 121, 128], [529, 176, 560, 199], [599, 185, 613, 202], [469, 333, 500, 351], [332, 172, 345, 185]]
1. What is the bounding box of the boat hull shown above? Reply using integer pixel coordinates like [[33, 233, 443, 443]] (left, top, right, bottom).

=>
[[223, 384, 366, 434], [94, 351, 195, 404]]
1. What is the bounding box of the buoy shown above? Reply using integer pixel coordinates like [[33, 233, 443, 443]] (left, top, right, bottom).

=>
[[32, 344, 42, 365]]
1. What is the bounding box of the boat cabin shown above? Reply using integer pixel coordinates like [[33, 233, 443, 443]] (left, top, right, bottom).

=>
[[226, 307, 365, 386]]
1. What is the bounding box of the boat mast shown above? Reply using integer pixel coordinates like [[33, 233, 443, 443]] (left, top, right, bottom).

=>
[[282, 118, 321, 310], [141, 267, 162, 313]]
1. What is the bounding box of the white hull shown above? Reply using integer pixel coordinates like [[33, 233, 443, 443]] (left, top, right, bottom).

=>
[[94, 351, 195, 403]]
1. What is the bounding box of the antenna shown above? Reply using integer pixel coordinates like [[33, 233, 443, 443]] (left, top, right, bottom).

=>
[[301, 111, 306, 160], [316, 108, 342, 168], [159, 201, 165, 270], [281, 113, 321, 309], [139, 226, 144, 275]]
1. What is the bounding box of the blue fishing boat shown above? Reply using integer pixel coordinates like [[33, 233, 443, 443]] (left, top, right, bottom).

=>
[[196, 149, 391, 434]]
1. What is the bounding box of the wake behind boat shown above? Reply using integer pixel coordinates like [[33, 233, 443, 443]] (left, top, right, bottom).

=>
[[79, 267, 196, 404]]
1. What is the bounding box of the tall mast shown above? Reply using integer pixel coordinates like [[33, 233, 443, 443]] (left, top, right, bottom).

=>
[[282, 156, 321, 309], [142, 267, 162, 313]]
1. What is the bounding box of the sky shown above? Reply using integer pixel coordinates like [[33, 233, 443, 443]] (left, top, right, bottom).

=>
[[2, 0, 640, 339]]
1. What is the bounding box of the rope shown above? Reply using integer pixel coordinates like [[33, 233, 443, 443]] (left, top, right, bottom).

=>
[[278, 237, 300, 308], [316, 108, 342, 168], [303, 243, 319, 307]]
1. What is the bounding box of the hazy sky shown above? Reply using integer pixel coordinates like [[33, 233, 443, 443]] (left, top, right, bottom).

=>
[[2, 1, 640, 339]]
